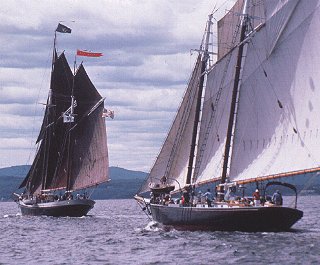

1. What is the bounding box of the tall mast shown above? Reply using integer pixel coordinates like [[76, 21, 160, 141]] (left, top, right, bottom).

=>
[[41, 31, 57, 191], [186, 14, 213, 185], [219, 0, 250, 199], [65, 54, 77, 192]]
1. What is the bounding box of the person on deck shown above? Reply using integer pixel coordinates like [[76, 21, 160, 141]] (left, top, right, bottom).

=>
[[272, 190, 283, 206], [190, 185, 196, 206], [197, 191, 202, 204], [252, 189, 260, 206], [182, 190, 190, 206], [224, 186, 236, 201], [160, 175, 167, 184], [203, 189, 213, 207]]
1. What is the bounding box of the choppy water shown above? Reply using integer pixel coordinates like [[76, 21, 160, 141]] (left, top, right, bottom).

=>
[[0, 196, 319, 264]]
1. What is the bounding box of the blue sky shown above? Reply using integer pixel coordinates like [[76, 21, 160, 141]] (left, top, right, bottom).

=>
[[0, 0, 236, 171]]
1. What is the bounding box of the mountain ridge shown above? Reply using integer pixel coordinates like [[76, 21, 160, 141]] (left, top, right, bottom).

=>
[[0, 165, 147, 201]]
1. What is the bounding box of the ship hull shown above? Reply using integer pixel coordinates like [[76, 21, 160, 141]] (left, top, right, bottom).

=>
[[17, 199, 95, 217], [149, 204, 303, 232]]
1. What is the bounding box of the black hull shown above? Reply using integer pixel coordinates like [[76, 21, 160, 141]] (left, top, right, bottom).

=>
[[18, 199, 95, 217], [150, 204, 303, 232]]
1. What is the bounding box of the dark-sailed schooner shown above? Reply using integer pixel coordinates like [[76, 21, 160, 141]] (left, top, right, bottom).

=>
[[134, 0, 320, 231], [15, 26, 109, 217]]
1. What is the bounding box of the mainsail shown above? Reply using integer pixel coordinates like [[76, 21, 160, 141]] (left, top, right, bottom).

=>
[[229, 0, 320, 183], [194, 0, 320, 186], [20, 51, 109, 194]]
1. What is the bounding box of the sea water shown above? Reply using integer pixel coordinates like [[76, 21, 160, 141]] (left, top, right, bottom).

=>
[[0, 196, 319, 264]]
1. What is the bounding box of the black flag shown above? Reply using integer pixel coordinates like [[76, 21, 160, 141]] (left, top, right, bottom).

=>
[[56, 23, 72, 33]]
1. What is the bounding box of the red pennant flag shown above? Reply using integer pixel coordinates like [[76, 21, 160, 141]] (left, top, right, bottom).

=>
[[77, 49, 103, 57]]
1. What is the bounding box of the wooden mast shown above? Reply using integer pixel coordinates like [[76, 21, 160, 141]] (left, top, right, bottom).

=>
[[41, 30, 57, 192], [186, 14, 213, 185], [65, 53, 77, 192], [218, 0, 250, 200]]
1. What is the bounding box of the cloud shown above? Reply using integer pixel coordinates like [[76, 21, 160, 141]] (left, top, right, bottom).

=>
[[0, 0, 236, 170]]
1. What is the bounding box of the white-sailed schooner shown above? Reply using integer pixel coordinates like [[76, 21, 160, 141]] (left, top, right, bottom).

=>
[[135, 0, 320, 231]]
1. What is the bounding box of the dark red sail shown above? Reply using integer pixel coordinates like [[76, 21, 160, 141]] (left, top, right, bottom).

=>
[[50, 64, 109, 191], [19, 52, 73, 193]]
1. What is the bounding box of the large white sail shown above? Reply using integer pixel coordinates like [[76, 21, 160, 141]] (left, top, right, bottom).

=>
[[192, 49, 238, 185], [192, 0, 267, 186], [139, 56, 203, 193], [229, 0, 320, 183]]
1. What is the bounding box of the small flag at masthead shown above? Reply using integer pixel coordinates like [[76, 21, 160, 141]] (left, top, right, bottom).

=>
[[56, 23, 72, 33]]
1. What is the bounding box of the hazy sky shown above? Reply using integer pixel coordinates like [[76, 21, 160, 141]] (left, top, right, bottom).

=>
[[0, 0, 236, 171]]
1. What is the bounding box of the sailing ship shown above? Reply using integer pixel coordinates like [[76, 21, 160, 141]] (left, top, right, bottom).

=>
[[15, 24, 109, 217], [135, 0, 320, 231]]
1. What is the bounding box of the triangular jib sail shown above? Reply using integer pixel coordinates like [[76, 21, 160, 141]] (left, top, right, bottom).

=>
[[139, 55, 203, 194]]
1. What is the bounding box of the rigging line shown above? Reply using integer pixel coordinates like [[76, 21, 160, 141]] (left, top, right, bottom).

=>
[[193, 51, 234, 181], [26, 50, 52, 166], [143, 55, 201, 188], [211, 0, 227, 14], [165, 67, 199, 177], [248, 1, 316, 106], [249, 40, 290, 121], [51, 128, 70, 188], [220, 0, 251, 188], [267, 0, 300, 56], [164, 57, 201, 179], [69, 101, 104, 133], [136, 198, 152, 221]]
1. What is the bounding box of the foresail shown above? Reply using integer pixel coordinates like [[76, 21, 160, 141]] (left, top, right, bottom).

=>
[[20, 52, 73, 194], [229, 0, 320, 183], [192, 47, 238, 185], [139, 55, 202, 194]]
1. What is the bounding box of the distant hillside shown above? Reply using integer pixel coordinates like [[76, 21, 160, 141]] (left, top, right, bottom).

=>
[[0, 165, 147, 201], [0, 165, 30, 178]]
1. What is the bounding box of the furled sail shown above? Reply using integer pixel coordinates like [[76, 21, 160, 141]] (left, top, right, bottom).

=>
[[229, 0, 320, 183], [139, 55, 203, 194], [20, 52, 109, 194]]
